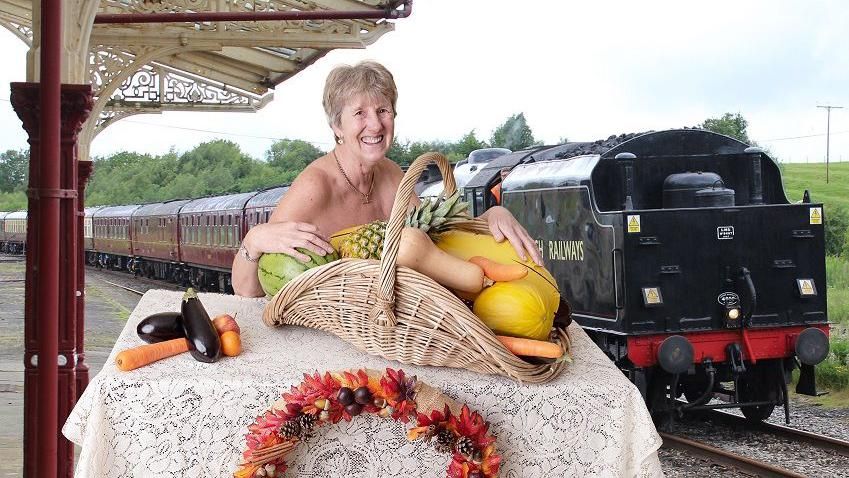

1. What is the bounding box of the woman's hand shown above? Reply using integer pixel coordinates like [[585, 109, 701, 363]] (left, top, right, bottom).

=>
[[481, 206, 544, 265], [244, 221, 334, 263]]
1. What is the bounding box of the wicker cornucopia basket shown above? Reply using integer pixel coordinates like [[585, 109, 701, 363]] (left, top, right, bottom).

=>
[[262, 152, 569, 383]]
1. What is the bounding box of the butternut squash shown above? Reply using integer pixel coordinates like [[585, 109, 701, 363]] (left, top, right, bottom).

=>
[[397, 227, 489, 293]]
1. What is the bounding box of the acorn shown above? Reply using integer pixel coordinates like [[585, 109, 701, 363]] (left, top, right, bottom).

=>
[[314, 398, 330, 411], [319, 410, 329, 421], [354, 386, 372, 405], [345, 402, 363, 416], [373, 397, 387, 408], [337, 387, 354, 406]]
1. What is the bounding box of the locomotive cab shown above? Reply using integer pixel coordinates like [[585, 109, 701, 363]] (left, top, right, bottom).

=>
[[486, 129, 829, 422]]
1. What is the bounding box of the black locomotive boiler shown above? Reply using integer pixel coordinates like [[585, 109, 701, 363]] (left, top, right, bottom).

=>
[[463, 129, 830, 422]]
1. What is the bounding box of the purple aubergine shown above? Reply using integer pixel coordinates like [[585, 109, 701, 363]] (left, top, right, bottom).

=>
[[136, 312, 184, 344], [180, 288, 221, 363]]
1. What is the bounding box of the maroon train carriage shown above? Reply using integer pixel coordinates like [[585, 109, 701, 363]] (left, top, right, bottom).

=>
[[178, 191, 257, 292], [0, 211, 9, 252], [83, 206, 104, 264], [91, 204, 141, 270], [244, 186, 289, 230], [3, 211, 28, 254], [130, 199, 191, 281]]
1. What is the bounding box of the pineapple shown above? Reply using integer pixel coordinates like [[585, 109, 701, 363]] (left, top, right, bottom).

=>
[[336, 192, 469, 259]]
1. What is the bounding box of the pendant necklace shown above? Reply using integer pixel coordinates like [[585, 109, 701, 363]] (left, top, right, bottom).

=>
[[333, 150, 374, 204]]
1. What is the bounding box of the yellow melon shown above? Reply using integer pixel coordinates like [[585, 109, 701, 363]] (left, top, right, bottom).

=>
[[435, 230, 560, 340]]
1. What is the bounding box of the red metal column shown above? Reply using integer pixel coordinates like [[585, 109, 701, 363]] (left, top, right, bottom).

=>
[[59, 89, 93, 478], [37, 1, 61, 476], [76, 159, 94, 401], [11, 83, 93, 478], [10, 82, 43, 478]]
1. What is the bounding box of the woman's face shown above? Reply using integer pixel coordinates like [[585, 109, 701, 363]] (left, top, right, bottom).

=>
[[333, 92, 395, 164]]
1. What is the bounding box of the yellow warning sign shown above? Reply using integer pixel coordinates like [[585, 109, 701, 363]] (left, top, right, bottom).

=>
[[799, 279, 815, 295], [643, 287, 663, 305], [627, 215, 641, 233], [810, 207, 822, 225]]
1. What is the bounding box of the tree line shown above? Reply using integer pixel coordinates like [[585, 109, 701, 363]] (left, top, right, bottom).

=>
[[16, 112, 849, 255], [0, 111, 751, 211]]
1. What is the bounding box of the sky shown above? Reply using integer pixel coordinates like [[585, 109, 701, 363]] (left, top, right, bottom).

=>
[[1, 0, 848, 164]]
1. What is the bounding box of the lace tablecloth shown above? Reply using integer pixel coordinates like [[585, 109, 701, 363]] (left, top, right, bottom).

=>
[[63, 290, 664, 477]]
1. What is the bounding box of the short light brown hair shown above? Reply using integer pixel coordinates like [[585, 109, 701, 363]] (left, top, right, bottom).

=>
[[322, 61, 398, 141]]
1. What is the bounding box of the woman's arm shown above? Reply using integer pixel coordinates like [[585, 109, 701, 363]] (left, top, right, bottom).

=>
[[479, 205, 544, 265], [231, 170, 334, 297]]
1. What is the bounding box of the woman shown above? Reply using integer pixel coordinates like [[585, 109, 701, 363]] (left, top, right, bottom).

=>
[[232, 61, 543, 297]]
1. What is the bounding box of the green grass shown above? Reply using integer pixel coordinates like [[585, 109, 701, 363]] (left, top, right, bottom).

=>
[[827, 256, 849, 328], [780, 162, 849, 211], [779, 163, 849, 397]]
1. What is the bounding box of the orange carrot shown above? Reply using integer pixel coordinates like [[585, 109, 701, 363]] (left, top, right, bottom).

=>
[[496, 335, 563, 359], [115, 338, 190, 371], [469, 256, 528, 282]]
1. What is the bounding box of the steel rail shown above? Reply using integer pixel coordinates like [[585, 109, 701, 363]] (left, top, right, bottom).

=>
[[706, 409, 849, 456], [86, 267, 183, 294], [660, 432, 808, 478], [92, 277, 145, 297]]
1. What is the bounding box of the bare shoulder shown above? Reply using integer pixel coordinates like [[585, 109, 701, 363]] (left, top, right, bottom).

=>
[[271, 155, 333, 221], [380, 158, 405, 184]]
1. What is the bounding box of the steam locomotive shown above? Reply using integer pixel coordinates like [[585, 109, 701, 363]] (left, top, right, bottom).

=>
[[0, 128, 830, 422], [447, 129, 830, 422]]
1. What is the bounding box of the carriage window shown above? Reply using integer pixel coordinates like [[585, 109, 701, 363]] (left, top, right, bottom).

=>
[[227, 215, 233, 246], [219, 215, 224, 245]]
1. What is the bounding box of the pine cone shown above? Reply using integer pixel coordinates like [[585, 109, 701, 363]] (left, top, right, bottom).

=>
[[455, 436, 475, 457], [298, 412, 317, 431], [434, 428, 455, 453], [279, 420, 301, 439]]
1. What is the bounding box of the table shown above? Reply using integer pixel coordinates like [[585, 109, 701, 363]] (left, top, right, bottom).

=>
[[64, 290, 664, 477]]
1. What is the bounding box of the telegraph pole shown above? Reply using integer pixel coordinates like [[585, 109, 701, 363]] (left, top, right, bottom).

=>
[[817, 104, 842, 183]]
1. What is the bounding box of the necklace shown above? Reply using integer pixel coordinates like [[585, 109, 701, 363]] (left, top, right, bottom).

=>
[[333, 150, 375, 204]]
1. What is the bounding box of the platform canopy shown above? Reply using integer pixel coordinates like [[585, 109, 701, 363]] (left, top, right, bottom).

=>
[[0, 0, 406, 156]]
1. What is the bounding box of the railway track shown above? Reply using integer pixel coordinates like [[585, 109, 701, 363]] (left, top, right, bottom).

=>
[[86, 266, 183, 296], [660, 432, 808, 478], [91, 277, 145, 296], [661, 408, 849, 477], [709, 409, 849, 456]]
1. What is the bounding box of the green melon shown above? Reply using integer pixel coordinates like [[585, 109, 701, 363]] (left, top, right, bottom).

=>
[[257, 248, 340, 297]]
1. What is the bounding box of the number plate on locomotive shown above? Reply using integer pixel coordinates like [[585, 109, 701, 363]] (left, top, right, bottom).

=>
[[716, 226, 734, 240], [717, 292, 740, 306]]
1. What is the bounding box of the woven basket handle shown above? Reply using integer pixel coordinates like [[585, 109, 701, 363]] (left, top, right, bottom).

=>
[[370, 152, 456, 327]]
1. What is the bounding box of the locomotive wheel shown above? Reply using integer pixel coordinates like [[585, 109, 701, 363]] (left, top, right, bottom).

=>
[[738, 362, 779, 422]]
